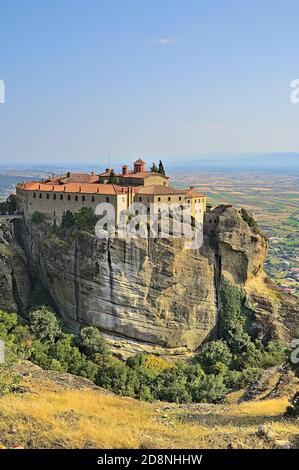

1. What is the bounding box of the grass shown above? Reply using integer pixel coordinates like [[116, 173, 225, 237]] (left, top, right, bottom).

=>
[[0, 369, 298, 449]]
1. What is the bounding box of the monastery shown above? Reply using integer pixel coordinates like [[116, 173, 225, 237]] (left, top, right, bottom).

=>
[[16, 159, 207, 226]]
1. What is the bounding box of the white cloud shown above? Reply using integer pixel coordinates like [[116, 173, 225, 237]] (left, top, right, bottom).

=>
[[156, 36, 178, 46]]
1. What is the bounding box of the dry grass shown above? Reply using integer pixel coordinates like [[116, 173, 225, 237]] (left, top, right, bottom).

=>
[[0, 373, 298, 449]]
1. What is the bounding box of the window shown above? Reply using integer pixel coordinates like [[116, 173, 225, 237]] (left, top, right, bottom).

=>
[[158, 197, 161, 202], [39, 193, 42, 199], [179, 196, 182, 201], [53, 194, 56, 200], [139, 197, 142, 202], [75, 195, 78, 201], [168, 197, 171, 201], [67, 195, 71, 201], [46, 194, 49, 199], [92, 196, 95, 202], [194, 199, 197, 203], [33, 193, 36, 199], [82, 196, 85, 202], [60, 194, 63, 200], [106, 197, 110, 202]]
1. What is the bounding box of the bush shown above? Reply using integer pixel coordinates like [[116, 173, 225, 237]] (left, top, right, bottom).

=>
[[191, 374, 227, 403], [225, 367, 262, 391], [79, 326, 108, 358], [28, 307, 62, 343], [242, 341, 286, 369], [154, 365, 192, 403], [62, 210, 75, 228], [196, 340, 232, 374], [219, 281, 253, 355], [74, 207, 97, 231]]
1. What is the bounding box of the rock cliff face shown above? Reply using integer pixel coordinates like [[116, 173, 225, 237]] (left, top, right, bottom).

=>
[[27, 231, 219, 354], [0, 221, 31, 312], [1, 206, 298, 355]]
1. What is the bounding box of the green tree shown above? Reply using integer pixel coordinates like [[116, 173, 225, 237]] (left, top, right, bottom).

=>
[[28, 307, 62, 343], [79, 326, 108, 358], [158, 160, 165, 175], [150, 162, 159, 172], [74, 207, 96, 230], [154, 366, 192, 403], [6, 194, 17, 212], [108, 169, 118, 184], [191, 374, 227, 403], [196, 340, 232, 374], [62, 210, 75, 228]]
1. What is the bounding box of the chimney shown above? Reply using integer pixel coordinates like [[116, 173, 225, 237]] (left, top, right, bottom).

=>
[[122, 165, 128, 175]]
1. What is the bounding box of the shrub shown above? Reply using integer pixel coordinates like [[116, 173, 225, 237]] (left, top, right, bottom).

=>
[[191, 374, 227, 403], [79, 326, 108, 358], [74, 207, 97, 231], [154, 367, 192, 403], [219, 280, 253, 355], [225, 367, 262, 391], [62, 210, 75, 228], [196, 340, 232, 374], [28, 307, 62, 343]]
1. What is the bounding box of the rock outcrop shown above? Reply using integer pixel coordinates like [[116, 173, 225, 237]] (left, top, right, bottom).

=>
[[1, 206, 298, 355], [0, 221, 31, 312]]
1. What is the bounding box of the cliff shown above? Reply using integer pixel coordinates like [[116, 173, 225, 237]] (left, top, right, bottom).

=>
[[1, 205, 298, 355], [0, 221, 31, 312], [22, 206, 299, 353]]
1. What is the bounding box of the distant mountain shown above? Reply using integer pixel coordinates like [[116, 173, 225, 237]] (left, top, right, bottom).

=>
[[167, 153, 299, 171]]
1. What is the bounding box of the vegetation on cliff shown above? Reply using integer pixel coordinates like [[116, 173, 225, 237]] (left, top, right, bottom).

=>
[[0, 280, 288, 404]]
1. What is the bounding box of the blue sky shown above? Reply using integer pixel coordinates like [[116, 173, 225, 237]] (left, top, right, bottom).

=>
[[1, 0, 299, 165]]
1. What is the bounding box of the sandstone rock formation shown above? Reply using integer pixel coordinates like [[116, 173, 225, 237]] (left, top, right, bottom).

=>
[[1, 206, 298, 355], [0, 221, 31, 312]]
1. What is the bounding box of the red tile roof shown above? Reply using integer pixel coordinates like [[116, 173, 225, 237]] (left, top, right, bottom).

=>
[[17, 182, 127, 195], [46, 173, 100, 184]]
